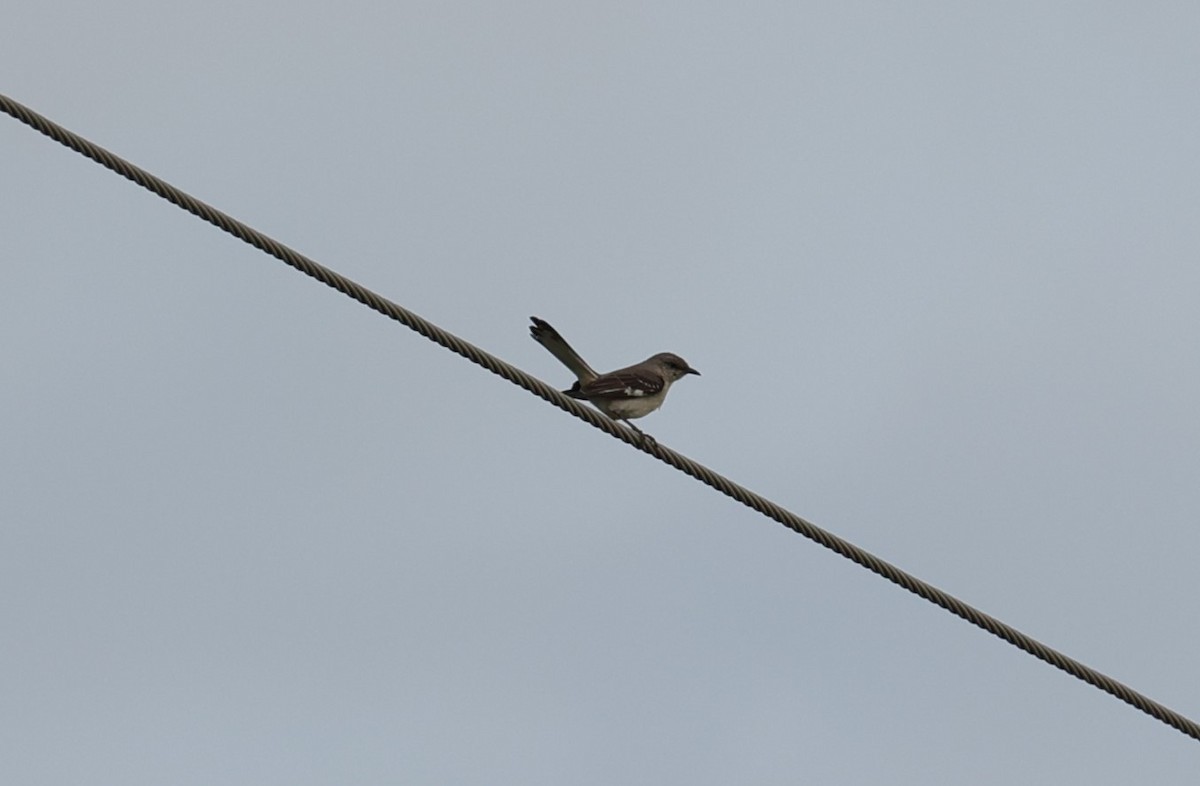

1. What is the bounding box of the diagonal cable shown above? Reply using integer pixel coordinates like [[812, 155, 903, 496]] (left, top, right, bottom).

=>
[[3, 92, 1198, 742]]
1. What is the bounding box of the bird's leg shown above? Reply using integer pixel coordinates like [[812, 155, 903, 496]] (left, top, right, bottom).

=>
[[622, 419, 657, 448]]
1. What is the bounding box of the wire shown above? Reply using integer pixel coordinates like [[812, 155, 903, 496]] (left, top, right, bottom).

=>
[[4, 91, 1198, 742]]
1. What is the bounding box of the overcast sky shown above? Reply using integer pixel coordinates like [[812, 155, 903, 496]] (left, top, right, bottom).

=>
[[4, 3, 1199, 783]]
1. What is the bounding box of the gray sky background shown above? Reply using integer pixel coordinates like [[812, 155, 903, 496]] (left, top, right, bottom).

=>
[[4, 3, 1199, 783]]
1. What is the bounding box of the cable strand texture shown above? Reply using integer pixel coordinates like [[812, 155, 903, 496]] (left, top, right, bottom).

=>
[[3, 92, 1197, 743]]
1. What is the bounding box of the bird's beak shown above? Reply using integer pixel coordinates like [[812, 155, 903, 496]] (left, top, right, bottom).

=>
[[687, 367, 701, 376]]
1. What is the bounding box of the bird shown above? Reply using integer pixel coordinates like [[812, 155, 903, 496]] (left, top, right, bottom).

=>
[[529, 316, 699, 441]]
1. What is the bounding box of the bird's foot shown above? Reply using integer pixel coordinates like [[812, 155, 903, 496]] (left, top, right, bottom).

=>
[[625, 421, 657, 449]]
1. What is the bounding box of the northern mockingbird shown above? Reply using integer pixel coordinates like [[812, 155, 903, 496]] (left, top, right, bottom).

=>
[[529, 316, 699, 439]]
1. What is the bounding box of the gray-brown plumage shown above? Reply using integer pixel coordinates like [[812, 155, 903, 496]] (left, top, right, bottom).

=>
[[529, 317, 699, 431]]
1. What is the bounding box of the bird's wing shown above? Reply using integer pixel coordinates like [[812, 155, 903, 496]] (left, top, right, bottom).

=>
[[575, 368, 665, 400]]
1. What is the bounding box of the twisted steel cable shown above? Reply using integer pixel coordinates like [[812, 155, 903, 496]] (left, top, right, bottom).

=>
[[3, 92, 1197, 742]]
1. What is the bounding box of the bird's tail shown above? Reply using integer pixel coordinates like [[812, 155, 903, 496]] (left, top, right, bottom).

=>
[[529, 317, 597, 381]]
